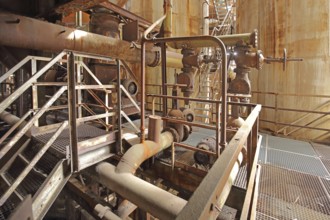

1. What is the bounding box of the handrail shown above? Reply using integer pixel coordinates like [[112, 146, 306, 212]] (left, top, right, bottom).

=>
[[251, 90, 330, 140], [0, 86, 67, 159], [177, 104, 261, 219], [0, 52, 67, 113], [120, 85, 141, 112], [0, 121, 68, 206]]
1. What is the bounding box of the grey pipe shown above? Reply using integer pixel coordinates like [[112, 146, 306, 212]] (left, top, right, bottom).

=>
[[116, 131, 173, 173], [96, 162, 187, 220], [94, 204, 122, 220]]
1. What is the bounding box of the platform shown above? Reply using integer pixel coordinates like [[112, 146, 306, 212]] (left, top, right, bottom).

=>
[[257, 135, 330, 220]]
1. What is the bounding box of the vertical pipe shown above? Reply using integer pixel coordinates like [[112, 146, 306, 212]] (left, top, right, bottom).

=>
[[216, 102, 220, 156], [202, 0, 210, 36], [140, 42, 146, 143], [148, 115, 162, 144], [164, 0, 173, 37], [68, 52, 78, 172], [220, 44, 227, 150], [161, 45, 168, 117], [116, 59, 123, 153]]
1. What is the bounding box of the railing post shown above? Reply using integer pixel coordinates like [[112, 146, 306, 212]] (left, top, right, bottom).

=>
[[116, 59, 122, 153], [77, 60, 82, 119], [216, 102, 220, 156], [31, 58, 39, 127], [67, 52, 78, 172], [274, 93, 278, 134]]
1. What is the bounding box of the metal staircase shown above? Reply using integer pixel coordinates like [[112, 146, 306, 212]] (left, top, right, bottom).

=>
[[0, 50, 139, 219], [211, 0, 236, 36]]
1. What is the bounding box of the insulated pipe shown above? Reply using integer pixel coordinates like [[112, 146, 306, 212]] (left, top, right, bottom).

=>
[[0, 12, 183, 68], [0, 111, 25, 128], [116, 131, 173, 173], [96, 162, 187, 220], [94, 204, 122, 220]]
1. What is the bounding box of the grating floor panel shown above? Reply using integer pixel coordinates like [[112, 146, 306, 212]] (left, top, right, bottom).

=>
[[312, 142, 330, 159], [321, 159, 330, 176], [320, 177, 330, 196], [33, 124, 107, 156], [259, 164, 330, 215], [263, 135, 317, 156], [233, 165, 247, 189], [265, 148, 330, 177]]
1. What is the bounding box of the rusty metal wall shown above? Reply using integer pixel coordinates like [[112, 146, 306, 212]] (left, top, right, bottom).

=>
[[236, 0, 330, 141], [126, 0, 203, 109]]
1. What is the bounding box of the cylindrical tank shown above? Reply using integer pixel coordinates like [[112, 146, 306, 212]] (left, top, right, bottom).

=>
[[237, 0, 330, 141]]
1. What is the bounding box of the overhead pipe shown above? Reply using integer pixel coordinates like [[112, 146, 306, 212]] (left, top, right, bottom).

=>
[[0, 12, 183, 69]]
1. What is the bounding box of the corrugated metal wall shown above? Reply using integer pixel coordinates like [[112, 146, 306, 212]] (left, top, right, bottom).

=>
[[237, 0, 330, 142]]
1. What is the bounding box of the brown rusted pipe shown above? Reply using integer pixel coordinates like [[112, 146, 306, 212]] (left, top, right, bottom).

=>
[[148, 115, 162, 144], [0, 12, 183, 68], [116, 131, 173, 173]]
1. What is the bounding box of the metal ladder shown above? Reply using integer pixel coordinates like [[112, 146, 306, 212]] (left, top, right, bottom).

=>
[[211, 0, 235, 36]]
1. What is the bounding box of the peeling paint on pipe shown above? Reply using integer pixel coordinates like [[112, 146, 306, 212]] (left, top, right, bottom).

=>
[[0, 12, 183, 68], [96, 162, 187, 220], [116, 131, 173, 173]]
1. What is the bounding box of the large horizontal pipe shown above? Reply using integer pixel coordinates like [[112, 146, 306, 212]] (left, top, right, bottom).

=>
[[116, 131, 173, 173], [96, 162, 187, 220], [0, 12, 183, 68]]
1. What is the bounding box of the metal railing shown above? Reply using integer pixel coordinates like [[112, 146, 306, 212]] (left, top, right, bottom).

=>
[[252, 91, 330, 141], [0, 50, 133, 213]]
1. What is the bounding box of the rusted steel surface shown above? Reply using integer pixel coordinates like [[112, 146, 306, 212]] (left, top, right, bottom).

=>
[[99, 1, 156, 30], [55, 0, 107, 16], [0, 12, 182, 68]]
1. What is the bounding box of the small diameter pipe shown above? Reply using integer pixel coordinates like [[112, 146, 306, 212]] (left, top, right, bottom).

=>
[[96, 162, 187, 220], [94, 204, 122, 220], [116, 131, 173, 173]]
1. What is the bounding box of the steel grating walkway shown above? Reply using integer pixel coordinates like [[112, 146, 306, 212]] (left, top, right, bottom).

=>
[[257, 134, 330, 219]]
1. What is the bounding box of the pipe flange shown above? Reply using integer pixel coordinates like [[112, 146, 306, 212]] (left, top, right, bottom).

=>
[[181, 125, 191, 142], [163, 127, 180, 143], [148, 50, 161, 67]]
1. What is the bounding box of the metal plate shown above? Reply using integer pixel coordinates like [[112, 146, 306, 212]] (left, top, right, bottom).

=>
[[258, 165, 330, 217], [265, 148, 330, 177]]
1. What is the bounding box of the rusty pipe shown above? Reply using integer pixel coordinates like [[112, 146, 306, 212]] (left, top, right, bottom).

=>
[[0, 12, 183, 68], [116, 131, 173, 173]]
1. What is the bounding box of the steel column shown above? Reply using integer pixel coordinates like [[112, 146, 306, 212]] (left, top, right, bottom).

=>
[[67, 52, 78, 172]]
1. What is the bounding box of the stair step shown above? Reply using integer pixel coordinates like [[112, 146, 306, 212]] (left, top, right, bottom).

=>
[[194, 107, 211, 111], [195, 114, 210, 118]]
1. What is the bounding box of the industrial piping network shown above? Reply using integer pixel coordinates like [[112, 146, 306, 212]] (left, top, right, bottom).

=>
[[93, 15, 245, 220], [0, 10, 263, 220]]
